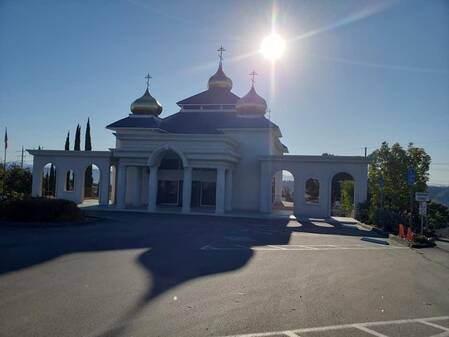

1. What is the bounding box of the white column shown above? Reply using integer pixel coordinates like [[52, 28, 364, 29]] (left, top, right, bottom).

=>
[[74, 168, 84, 204], [215, 167, 225, 214], [31, 162, 42, 197], [116, 164, 127, 209], [182, 167, 192, 213], [225, 169, 233, 211], [274, 170, 283, 205], [110, 166, 116, 204], [148, 166, 158, 212], [259, 161, 272, 213], [99, 163, 110, 206], [56, 168, 65, 200], [131, 167, 142, 207]]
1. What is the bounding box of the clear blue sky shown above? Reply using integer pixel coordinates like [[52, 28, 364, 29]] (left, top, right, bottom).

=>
[[1, 0, 448, 184]]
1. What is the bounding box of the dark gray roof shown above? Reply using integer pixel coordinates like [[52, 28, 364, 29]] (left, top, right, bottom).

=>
[[160, 111, 278, 134], [107, 111, 278, 133], [106, 116, 162, 129], [176, 88, 240, 106]]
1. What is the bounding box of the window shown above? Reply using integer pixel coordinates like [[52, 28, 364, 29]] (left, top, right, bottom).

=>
[[305, 178, 319, 204], [65, 170, 75, 192]]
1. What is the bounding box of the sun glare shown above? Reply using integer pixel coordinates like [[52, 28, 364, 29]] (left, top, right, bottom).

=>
[[260, 33, 286, 61]]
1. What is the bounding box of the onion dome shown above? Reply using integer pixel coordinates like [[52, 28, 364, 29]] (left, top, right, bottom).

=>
[[208, 62, 233, 90], [130, 88, 163, 116], [236, 84, 267, 116]]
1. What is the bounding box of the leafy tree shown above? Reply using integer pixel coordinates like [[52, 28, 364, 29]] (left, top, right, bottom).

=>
[[366, 142, 431, 230], [3, 165, 32, 199], [340, 180, 354, 216], [74, 125, 81, 151], [427, 202, 449, 230]]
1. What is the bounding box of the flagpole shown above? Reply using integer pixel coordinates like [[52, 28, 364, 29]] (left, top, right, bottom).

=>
[[3, 128, 7, 168]]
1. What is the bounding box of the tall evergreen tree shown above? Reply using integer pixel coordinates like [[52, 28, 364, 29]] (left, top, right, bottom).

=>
[[85, 118, 92, 151], [65, 130, 70, 186], [49, 164, 56, 197], [84, 118, 93, 196], [74, 125, 81, 151], [64, 131, 70, 150]]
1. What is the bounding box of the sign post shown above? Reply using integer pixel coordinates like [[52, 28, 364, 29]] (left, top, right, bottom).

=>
[[416, 192, 429, 235], [407, 168, 416, 230]]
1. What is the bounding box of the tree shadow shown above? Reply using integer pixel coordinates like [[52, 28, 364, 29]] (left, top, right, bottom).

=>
[[0, 212, 385, 336]]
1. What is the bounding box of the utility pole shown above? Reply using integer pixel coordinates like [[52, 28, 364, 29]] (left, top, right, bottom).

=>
[[364, 147, 367, 157]]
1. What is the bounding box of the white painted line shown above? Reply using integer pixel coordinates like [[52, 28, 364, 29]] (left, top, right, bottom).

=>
[[219, 315, 449, 337], [419, 320, 449, 331], [282, 332, 299, 337], [429, 332, 449, 337], [200, 244, 408, 251], [353, 324, 389, 337], [267, 245, 288, 250]]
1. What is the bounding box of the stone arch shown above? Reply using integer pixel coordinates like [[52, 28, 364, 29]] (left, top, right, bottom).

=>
[[330, 172, 355, 217], [65, 169, 75, 192], [42, 163, 57, 198], [304, 177, 320, 204], [148, 145, 189, 168], [83, 163, 101, 202], [271, 169, 295, 214]]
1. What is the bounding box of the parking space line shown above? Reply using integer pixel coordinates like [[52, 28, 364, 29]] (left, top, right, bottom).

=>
[[200, 244, 408, 251], [354, 324, 389, 337], [220, 315, 449, 337], [418, 320, 449, 332]]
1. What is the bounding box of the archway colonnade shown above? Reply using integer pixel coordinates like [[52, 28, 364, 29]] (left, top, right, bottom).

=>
[[30, 151, 111, 205], [115, 145, 233, 214], [260, 155, 369, 218]]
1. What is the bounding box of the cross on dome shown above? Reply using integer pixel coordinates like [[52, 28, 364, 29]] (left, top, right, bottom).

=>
[[145, 73, 152, 90], [217, 45, 226, 63], [249, 70, 258, 86]]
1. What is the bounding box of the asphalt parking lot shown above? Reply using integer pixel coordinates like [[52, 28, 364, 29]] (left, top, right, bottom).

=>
[[0, 212, 448, 337]]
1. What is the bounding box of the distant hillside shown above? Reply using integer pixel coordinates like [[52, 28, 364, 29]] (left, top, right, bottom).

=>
[[428, 185, 449, 207]]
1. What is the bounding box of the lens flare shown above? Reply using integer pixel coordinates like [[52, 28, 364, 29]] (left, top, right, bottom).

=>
[[260, 33, 286, 61]]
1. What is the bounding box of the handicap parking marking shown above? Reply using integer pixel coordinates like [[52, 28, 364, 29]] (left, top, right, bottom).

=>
[[220, 315, 449, 337]]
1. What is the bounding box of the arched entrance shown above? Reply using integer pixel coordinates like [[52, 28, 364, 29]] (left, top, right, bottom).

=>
[[156, 150, 184, 208], [331, 172, 355, 217], [42, 163, 56, 198], [84, 164, 100, 204], [272, 169, 294, 215]]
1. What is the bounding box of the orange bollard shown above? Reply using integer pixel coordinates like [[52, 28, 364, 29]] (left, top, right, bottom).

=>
[[399, 224, 405, 238], [406, 227, 413, 242]]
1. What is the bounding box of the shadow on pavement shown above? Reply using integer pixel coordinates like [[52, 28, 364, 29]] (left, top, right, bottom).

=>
[[0, 212, 384, 336]]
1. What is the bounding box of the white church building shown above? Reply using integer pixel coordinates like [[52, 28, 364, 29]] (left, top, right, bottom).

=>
[[29, 53, 369, 218]]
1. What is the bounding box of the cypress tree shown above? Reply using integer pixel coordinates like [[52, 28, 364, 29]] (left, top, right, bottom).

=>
[[49, 164, 56, 197], [65, 131, 70, 187], [74, 125, 81, 151], [64, 131, 70, 150], [84, 118, 93, 196], [85, 118, 92, 151]]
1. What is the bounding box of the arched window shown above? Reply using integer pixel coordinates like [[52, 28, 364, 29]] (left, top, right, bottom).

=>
[[42, 163, 57, 198], [305, 178, 320, 204], [65, 170, 75, 191]]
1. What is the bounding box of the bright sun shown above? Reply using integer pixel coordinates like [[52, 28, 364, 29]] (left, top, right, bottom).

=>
[[260, 33, 286, 61]]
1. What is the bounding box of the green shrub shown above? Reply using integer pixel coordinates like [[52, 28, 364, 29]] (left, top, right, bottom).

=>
[[0, 198, 83, 223]]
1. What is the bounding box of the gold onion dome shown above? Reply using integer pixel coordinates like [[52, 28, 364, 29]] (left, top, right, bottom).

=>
[[236, 84, 267, 115], [208, 62, 233, 90], [130, 88, 163, 116]]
